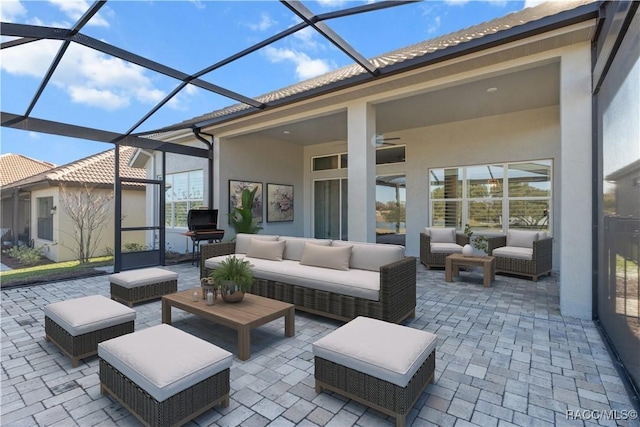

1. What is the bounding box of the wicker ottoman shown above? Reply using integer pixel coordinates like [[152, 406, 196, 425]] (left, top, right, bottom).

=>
[[44, 295, 136, 367], [313, 316, 437, 427], [99, 324, 232, 427], [110, 267, 178, 307]]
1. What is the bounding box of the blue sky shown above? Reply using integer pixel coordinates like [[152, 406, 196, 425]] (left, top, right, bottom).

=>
[[1, 0, 540, 166]]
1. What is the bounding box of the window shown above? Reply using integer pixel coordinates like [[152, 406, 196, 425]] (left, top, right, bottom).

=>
[[165, 170, 204, 228], [429, 160, 552, 234], [311, 146, 405, 171], [37, 197, 53, 241]]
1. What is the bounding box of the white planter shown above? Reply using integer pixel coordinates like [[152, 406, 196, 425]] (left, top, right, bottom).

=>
[[462, 244, 474, 256]]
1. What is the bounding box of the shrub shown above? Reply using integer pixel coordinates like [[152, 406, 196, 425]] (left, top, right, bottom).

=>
[[3, 245, 43, 266]]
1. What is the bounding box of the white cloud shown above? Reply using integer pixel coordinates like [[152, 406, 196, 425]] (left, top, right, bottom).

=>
[[0, 0, 27, 22], [249, 12, 277, 31], [28, 132, 41, 139], [428, 16, 442, 35], [524, 0, 547, 8], [1, 39, 172, 111], [48, 0, 109, 27], [264, 46, 333, 80], [316, 0, 347, 7], [189, 0, 206, 10]]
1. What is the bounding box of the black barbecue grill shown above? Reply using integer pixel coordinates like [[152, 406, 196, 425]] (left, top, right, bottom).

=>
[[186, 209, 224, 264]]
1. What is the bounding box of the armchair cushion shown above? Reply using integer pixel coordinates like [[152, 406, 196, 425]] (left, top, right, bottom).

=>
[[430, 243, 463, 254], [507, 230, 539, 248], [493, 246, 533, 261], [425, 227, 456, 244]]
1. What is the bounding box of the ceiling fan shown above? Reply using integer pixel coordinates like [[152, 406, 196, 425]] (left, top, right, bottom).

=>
[[375, 134, 401, 147]]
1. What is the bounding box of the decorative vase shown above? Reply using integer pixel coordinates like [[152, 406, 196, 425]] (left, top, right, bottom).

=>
[[221, 281, 245, 303], [462, 244, 474, 256]]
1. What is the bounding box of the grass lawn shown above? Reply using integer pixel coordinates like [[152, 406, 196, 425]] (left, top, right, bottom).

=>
[[0, 256, 113, 287]]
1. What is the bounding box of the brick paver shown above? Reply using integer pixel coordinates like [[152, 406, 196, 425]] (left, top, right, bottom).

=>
[[2, 263, 639, 426]]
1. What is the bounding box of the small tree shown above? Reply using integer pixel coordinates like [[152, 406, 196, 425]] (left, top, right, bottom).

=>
[[60, 183, 113, 263]]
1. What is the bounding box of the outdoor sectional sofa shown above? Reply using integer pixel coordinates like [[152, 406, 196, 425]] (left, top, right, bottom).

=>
[[200, 234, 416, 324]]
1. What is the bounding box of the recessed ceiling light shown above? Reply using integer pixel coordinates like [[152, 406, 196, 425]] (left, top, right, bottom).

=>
[[283, 130, 290, 134], [486, 87, 498, 93]]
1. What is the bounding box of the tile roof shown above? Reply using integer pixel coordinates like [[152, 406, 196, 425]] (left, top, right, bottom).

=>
[[0, 154, 55, 187], [178, 0, 595, 129], [3, 146, 146, 189]]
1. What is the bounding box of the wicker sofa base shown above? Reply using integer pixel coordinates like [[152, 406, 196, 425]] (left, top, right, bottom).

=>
[[99, 359, 230, 427], [249, 278, 415, 324], [45, 316, 134, 367], [315, 350, 435, 427], [110, 279, 177, 307]]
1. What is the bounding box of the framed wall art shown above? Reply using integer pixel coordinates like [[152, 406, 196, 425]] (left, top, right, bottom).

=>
[[228, 180, 263, 223], [266, 183, 294, 222]]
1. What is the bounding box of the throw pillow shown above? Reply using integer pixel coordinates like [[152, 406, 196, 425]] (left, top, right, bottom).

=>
[[427, 227, 456, 243], [246, 239, 286, 261], [235, 234, 278, 254], [300, 242, 352, 271]]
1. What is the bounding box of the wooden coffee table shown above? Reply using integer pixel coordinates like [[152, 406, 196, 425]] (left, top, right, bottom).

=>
[[162, 290, 295, 360], [445, 253, 496, 287]]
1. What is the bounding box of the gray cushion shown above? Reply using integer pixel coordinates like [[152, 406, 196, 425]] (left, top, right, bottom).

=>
[[235, 233, 278, 254], [507, 230, 539, 248], [332, 240, 404, 271], [300, 243, 352, 271], [425, 227, 456, 243], [280, 236, 331, 261], [430, 242, 463, 254], [313, 317, 437, 387], [109, 267, 178, 288], [44, 295, 136, 336], [246, 239, 286, 261], [493, 246, 533, 260]]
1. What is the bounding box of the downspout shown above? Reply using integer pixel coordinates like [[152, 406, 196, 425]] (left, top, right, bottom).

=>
[[193, 128, 215, 209], [12, 188, 19, 246]]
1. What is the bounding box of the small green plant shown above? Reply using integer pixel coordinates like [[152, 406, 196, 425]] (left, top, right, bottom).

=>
[[463, 224, 488, 254], [3, 245, 43, 266], [122, 242, 148, 252], [209, 255, 254, 292]]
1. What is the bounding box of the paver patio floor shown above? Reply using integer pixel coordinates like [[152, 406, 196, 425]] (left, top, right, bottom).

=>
[[2, 262, 638, 426]]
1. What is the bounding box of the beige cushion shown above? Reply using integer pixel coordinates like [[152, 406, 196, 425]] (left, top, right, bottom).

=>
[[205, 255, 380, 300], [246, 239, 286, 261], [280, 236, 331, 261], [235, 233, 278, 254], [109, 267, 178, 288], [425, 227, 456, 244], [312, 317, 437, 388], [44, 295, 136, 336], [98, 324, 232, 402], [300, 243, 352, 271], [507, 230, 539, 248], [493, 246, 533, 260], [332, 241, 404, 271], [430, 242, 463, 254]]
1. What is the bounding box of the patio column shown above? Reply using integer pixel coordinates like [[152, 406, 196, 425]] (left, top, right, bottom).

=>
[[347, 101, 376, 243], [559, 45, 592, 319]]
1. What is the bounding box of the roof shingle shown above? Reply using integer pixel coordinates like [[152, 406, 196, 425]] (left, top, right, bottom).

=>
[[0, 154, 55, 187]]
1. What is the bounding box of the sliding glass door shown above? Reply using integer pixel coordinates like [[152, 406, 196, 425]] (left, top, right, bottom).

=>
[[314, 179, 347, 240]]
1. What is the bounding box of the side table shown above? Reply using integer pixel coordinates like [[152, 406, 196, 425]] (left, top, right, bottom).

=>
[[445, 253, 496, 287]]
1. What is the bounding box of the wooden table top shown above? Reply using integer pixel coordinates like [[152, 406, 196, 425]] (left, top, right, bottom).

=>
[[447, 253, 495, 263], [162, 290, 294, 327]]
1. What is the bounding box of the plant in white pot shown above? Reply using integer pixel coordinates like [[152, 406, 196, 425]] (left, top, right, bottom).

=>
[[463, 224, 488, 255], [209, 255, 254, 302]]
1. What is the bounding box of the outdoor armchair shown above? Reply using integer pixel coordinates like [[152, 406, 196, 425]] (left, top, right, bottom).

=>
[[486, 230, 552, 281], [420, 227, 469, 269]]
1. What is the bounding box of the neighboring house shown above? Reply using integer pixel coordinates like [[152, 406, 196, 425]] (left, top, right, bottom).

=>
[[0, 153, 56, 245], [0, 147, 146, 262], [144, 0, 604, 319]]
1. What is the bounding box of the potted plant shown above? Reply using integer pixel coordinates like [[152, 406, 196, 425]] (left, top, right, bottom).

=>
[[463, 224, 488, 255], [209, 255, 254, 302], [230, 187, 262, 235]]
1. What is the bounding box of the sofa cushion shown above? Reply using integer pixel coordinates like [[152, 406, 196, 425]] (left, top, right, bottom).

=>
[[98, 324, 233, 402], [312, 317, 437, 388], [235, 233, 278, 254], [425, 227, 456, 243], [300, 243, 352, 271], [205, 255, 380, 301], [430, 242, 463, 254], [280, 236, 331, 261], [507, 230, 539, 248], [246, 239, 285, 261], [332, 241, 404, 271], [493, 246, 533, 260], [44, 295, 136, 336]]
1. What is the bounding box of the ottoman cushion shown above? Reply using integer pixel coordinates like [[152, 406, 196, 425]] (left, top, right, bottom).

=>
[[313, 316, 437, 387], [44, 295, 136, 336], [109, 267, 178, 288], [98, 324, 233, 402]]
